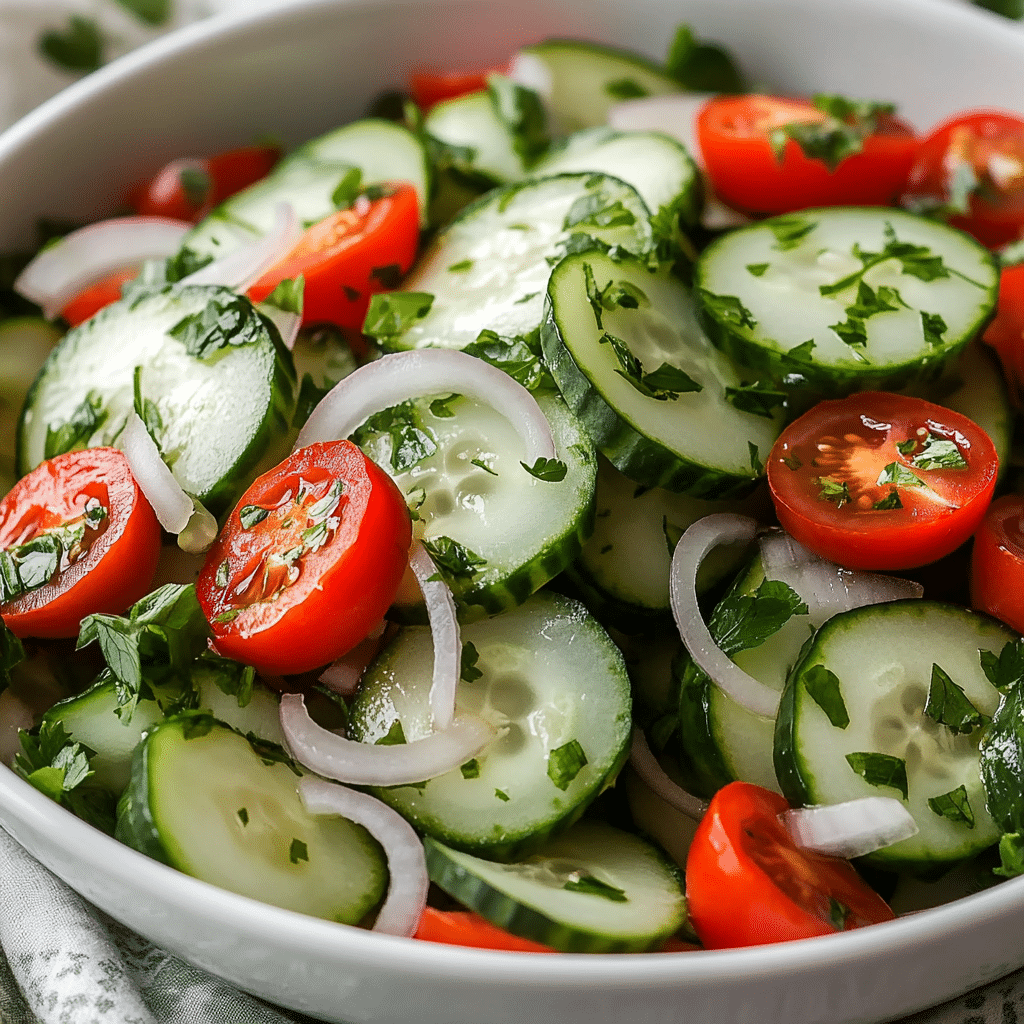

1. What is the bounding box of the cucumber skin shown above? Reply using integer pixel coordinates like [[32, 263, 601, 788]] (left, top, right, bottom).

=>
[[675, 652, 736, 798], [562, 557, 671, 635], [115, 738, 170, 866], [540, 292, 760, 501], [423, 834, 684, 953]]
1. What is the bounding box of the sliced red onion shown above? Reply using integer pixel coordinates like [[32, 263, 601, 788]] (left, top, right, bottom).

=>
[[507, 51, 553, 102], [298, 777, 428, 936], [122, 413, 193, 534], [758, 531, 923, 617], [319, 621, 387, 698], [279, 692, 494, 785], [669, 513, 781, 718], [14, 216, 190, 320], [628, 727, 708, 821], [782, 798, 919, 860], [295, 349, 556, 464], [408, 542, 461, 731], [606, 93, 713, 166], [180, 202, 302, 292]]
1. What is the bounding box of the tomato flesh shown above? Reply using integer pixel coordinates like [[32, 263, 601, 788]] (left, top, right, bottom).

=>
[[0, 448, 161, 638], [247, 182, 420, 332], [982, 263, 1024, 405], [197, 440, 411, 676], [60, 266, 139, 327], [698, 95, 918, 215], [767, 392, 997, 571], [685, 782, 895, 949], [410, 68, 503, 110], [901, 110, 1024, 248], [414, 907, 555, 952], [971, 494, 1024, 634]]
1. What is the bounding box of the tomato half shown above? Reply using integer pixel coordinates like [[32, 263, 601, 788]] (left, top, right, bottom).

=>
[[0, 448, 161, 638], [409, 67, 504, 110], [60, 266, 139, 327], [414, 908, 555, 952], [697, 95, 918, 215], [982, 263, 1024, 404], [971, 494, 1024, 634], [901, 110, 1024, 249], [685, 782, 895, 949], [766, 392, 997, 571], [247, 182, 420, 332], [130, 144, 281, 223], [197, 440, 411, 676]]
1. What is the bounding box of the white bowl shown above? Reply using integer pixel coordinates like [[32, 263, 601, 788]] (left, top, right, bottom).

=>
[[2, 0, 1024, 1021]]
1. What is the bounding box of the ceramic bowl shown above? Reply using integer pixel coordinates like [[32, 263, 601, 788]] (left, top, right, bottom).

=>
[[1, 0, 1024, 1021]]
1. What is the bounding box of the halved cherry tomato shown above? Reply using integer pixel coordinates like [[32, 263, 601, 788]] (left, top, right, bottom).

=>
[[0, 448, 161, 638], [982, 263, 1024, 404], [130, 144, 281, 223], [197, 440, 411, 676], [409, 67, 504, 111], [766, 392, 997, 571], [697, 95, 918, 215], [247, 182, 420, 333], [414, 907, 555, 952], [901, 110, 1024, 249], [59, 266, 139, 327], [971, 494, 1024, 634], [685, 782, 895, 949]]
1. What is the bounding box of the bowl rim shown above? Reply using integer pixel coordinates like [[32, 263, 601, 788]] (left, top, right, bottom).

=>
[[0, 0, 1023, 992]]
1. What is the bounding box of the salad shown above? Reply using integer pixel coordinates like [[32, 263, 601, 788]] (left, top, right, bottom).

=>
[[2, 17, 1024, 957]]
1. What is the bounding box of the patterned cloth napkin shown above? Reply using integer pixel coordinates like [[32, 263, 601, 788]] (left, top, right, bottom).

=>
[[0, 1, 1022, 1022]]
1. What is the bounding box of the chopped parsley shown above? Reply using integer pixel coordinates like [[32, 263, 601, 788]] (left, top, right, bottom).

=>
[[845, 751, 909, 800], [925, 663, 987, 735], [802, 665, 850, 729], [928, 785, 975, 828], [563, 875, 628, 902], [289, 838, 309, 865], [547, 739, 588, 791]]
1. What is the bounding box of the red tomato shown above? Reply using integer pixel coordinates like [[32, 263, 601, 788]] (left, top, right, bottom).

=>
[[59, 266, 139, 327], [971, 494, 1024, 633], [414, 908, 555, 952], [197, 440, 411, 676], [410, 68, 503, 110], [247, 182, 420, 333], [766, 392, 997, 571], [982, 263, 1024, 404], [130, 144, 281, 223], [697, 95, 918, 215], [685, 782, 895, 949], [0, 448, 161, 638], [901, 110, 1024, 249]]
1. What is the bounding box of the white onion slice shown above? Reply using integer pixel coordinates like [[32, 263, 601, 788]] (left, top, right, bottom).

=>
[[122, 413, 194, 534], [259, 302, 302, 350], [14, 216, 190, 320], [295, 349, 556, 464], [507, 51, 554, 102], [782, 798, 919, 860], [180, 202, 302, 292], [607, 93, 714, 166], [319, 620, 388, 697], [669, 513, 781, 718], [299, 777, 428, 936], [279, 692, 495, 785], [408, 542, 461, 730], [628, 727, 708, 821], [758, 531, 924, 615]]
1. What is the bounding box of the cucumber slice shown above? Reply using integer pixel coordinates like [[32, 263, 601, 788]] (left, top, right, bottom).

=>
[[17, 285, 295, 513], [369, 173, 653, 353], [290, 325, 358, 429], [423, 820, 686, 953], [193, 661, 285, 747], [348, 592, 631, 859], [116, 716, 387, 923], [519, 40, 682, 135], [694, 207, 999, 396], [774, 600, 1012, 875], [567, 455, 764, 631], [542, 249, 779, 497], [354, 390, 595, 619]]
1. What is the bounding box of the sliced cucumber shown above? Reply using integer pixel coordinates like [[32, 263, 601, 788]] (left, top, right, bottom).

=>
[[354, 390, 595, 619], [542, 249, 779, 497], [116, 716, 387, 923], [193, 661, 285, 747], [423, 820, 686, 953], [290, 324, 358, 430], [348, 592, 631, 859], [774, 600, 1012, 875], [369, 173, 653, 353], [694, 207, 999, 396], [519, 40, 682, 135], [18, 285, 295, 513]]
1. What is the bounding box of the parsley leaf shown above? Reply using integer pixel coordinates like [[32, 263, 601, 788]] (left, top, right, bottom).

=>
[[817, 477, 851, 507], [605, 78, 648, 99], [845, 751, 909, 799], [724, 382, 787, 418], [564, 189, 637, 231], [44, 390, 106, 460], [487, 75, 549, 166], [925, 663, 987, 735], [911, 432, 967, 470], [928, 785, 975, 828], [39, 15, 104, 72], [871, 489, 903, 510], [460, 641, 483, 682], [422, 536, 487, 579], [708, 578, 808, 657], [289, 838, 309, 865], [362, 291, 434, 341], [462, 328, 551, 391], [547, 739, 588, 791], [802, 665, 850, 729], [169, 294, 265, 359], [521, 457, 568, 482], [351, 401, 438, 473], [563, 875, 628, 902], [771, 95, 896, 171], [876, 462, 926, 489], [980, 638, 1024, 691], [664, 23, 746, 92], [697, 289, 757, 331], [768, 215, 817, 251], [375, 719, 407, 746], [494, 788, 510, 802], [114, 0, 171, 25], [460, 759, 481, 779]]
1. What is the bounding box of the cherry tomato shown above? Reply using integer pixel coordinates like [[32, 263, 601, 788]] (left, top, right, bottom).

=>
[[901, 110, 1024, 249], [130, 144, 281, 223], [414, 908, 555, 952], [697, 95, 918, 215], [982, 263, 1024, 404], [766, 392, 997, 571], [59, 266, 139, 327], [247, 182, 420, 333], [971, 494, 1024, 634], [410, 68, 503, 110], [0, 448, 161, 638], [197, 440, 411, 676], [685, 782, 895, 949]]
